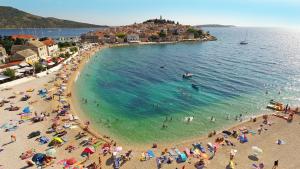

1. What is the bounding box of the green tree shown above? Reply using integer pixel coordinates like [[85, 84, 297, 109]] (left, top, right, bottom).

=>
[[14, 38, 26, 45], [148, 35, 159, 42], [0, 36, 14, 54], [34, 62, 44, 73], [116, 33, 126, 39], [158, 30, 166, 38], [70, 47, 78, 53], [59, 53, 65, 58], [58, 42, 75, 48], [186, 28, 204, 38], [51, 57, 58, 63], [65, 52, 71, 58], [3, 68, 16, 79]]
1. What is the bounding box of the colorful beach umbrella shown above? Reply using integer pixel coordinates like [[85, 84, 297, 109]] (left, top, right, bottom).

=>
[[82, 146, 95, 154], [66, 158, 77, 165], [23, 106, 31, 113], [46, 148, 56, 157], [52, 137, 63, 143], [32, 153, 46, 163]]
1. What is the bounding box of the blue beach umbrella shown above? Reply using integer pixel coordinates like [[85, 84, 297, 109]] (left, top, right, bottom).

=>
[[32, 153, 46, 164], [23, 106, 31, 113]]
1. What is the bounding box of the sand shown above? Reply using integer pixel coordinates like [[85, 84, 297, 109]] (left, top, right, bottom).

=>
[[0, 44, 299, 169]]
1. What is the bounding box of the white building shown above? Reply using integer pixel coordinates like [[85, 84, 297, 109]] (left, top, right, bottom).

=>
[[26, 40, 49, 60], [41, 39, 59, 57], [0, 46, 8, 64], [127, 34, 140, 43]]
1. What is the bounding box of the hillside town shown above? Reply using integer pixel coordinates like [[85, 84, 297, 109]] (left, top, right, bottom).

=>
[[81, 17, 216, 44], [0, 34, 85, 84]]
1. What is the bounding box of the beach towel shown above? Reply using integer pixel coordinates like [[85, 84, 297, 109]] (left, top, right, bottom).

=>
[[39, 136, 49, 144], [276, 139, 286, 145], [193, 143, 206, 153], [147, 150, 155, 158]]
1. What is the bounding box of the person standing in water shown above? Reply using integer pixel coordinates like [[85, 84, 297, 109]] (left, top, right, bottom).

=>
[[226, 113, 230, 120], [211, 116, 215, 122]]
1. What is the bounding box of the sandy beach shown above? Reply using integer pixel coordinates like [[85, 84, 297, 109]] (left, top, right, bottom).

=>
[[1, 44, 300, 169]]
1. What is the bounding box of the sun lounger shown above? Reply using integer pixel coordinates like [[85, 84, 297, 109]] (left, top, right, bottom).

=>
[[5, 125, 18, 132], [168, 149, 177, 157]]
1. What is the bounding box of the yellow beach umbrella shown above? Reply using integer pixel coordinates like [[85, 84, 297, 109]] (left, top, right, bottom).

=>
[[52, 137, 63, 143]]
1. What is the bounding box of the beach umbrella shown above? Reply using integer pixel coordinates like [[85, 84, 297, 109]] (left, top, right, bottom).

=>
[[252, 146, 263, 156], [66, 158, 77, 165], [23, 106, 31, 113], [82, 146, 95, 154], [32, 153, 46, 163], [52, 137, 63, 143], [46, 148, 56, 157]]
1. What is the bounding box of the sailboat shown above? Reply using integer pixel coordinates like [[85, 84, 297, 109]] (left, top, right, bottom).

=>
[[240, 31, 248, 45]]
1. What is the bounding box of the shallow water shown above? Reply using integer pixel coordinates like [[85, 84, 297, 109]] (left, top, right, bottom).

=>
[[75, 27, 300, 144]]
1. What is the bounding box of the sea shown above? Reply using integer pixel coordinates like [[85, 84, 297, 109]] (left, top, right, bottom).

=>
[[0, 28, 97, 38], [74, 27, 300, 144]]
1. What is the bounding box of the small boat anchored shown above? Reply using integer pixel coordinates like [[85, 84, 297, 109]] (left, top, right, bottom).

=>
[[266, 100, 284, 111], [182, 72, 193, 79], [239, 40, 248, 45], [240, 31, 248, 45]]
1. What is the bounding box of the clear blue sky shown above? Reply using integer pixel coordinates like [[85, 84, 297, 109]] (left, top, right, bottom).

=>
[[1, 0, 300, 28]]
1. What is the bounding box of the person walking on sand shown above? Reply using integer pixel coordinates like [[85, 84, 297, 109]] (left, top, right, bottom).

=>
[[11, 135, 16, 142], [272, 160, 278, 169], [98, 156, 102, 169]]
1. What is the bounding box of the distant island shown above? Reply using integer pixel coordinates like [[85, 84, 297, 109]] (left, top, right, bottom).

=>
[[0, 6, 107, 28], [195, 24, 235, 28]]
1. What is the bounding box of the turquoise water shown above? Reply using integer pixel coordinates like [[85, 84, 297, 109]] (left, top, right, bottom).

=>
[[75, 27, 300, 144]]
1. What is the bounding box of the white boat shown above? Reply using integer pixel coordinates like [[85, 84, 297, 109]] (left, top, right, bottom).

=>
[[182, 72, 193, 78]]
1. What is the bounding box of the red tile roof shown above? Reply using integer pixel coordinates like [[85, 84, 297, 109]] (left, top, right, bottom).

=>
[[41, 39, 55, 46], [11, 34, 36, 40], [0, 61, 22, 69]]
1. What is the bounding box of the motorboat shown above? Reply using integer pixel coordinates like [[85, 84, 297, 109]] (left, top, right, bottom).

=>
[[183, 72, 193, 79], [240, 40, 248, 45]]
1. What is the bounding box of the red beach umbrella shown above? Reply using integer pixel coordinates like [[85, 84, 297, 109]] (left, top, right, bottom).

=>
[[83, 146, 95, 154], [66, 158, 77, 165]]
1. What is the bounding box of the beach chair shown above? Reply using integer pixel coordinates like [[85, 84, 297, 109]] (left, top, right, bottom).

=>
[[168, 149, 177, 157]]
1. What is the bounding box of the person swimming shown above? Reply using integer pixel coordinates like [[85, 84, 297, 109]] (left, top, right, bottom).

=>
[[211, 116, 216, 122]]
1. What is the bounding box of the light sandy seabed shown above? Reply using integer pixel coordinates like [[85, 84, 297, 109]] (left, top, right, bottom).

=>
[[0, 45, 299, 169]]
